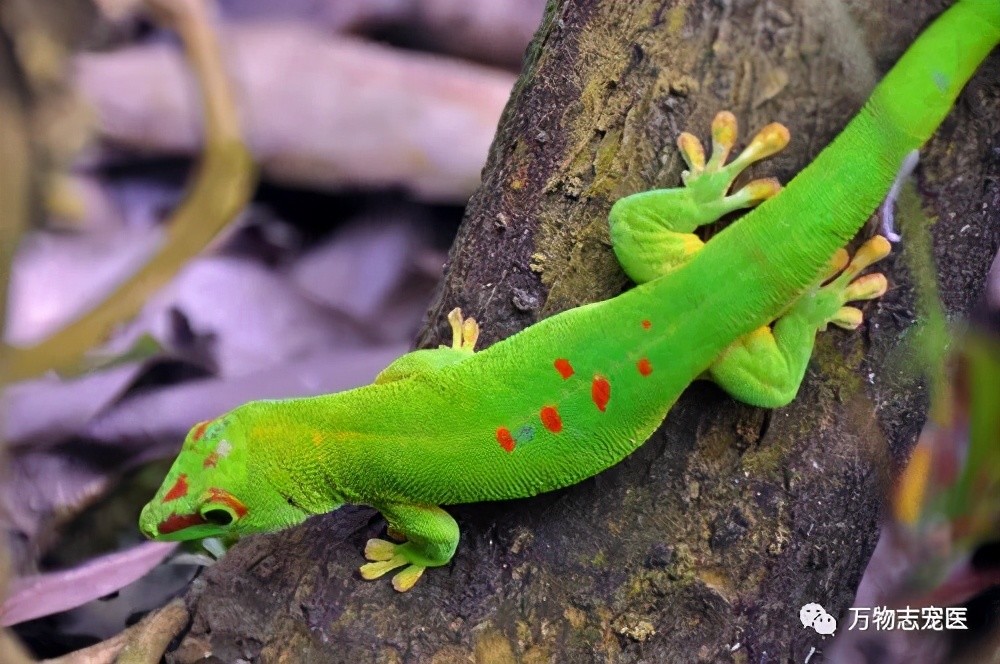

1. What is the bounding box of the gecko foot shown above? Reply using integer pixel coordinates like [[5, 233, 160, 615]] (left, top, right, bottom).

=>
[[374, 309, 480, 384], [678, 111, 790, 214], [359, 539, 426, 592], [814, 236, 891, 330], [358, 505, 458, 591], [446, 307, 480, 351]]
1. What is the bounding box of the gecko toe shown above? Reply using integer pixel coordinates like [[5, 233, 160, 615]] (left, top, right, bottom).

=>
[[708, 111, 738, 167], [822, 249, 851, 282], [829, 306, 864, 330], [391, 565, 426, 592], [733, 177, 782, 206], [839, 236, 892, 281], [677, 131, 706, 176], [445, 308, 481, 352], [843, 273, 888, 302], [364, 538, 398, 561], [359, 554, 408, 580]]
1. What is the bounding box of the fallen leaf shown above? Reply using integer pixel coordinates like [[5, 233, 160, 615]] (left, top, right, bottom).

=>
[[0, 448, 122, 569], [218, 0, 546, 68], [75, 26, 516, 202], [96, 0, 545, 68], [290, 211, 439, 334], [2, 365, 141, 448], [124, 255, 369, 378], [1, 542, 176, 626], [5, 228, 162, 346]]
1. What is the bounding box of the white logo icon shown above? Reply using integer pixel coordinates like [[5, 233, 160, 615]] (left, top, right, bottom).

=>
[[800, 603, 837, 635]]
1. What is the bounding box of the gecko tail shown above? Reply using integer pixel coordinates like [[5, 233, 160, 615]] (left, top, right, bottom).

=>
[[867, 0, 1000, 149], [868, 0, 1000, 244], [783, 0, 998, 257], [693, 0, 999, 333]]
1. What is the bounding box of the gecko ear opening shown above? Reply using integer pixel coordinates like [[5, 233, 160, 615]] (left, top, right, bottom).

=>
[[201, 505, 236, 526]]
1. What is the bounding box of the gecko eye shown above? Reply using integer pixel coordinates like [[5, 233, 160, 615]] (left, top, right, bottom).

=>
[[201, 506, 235, 526]]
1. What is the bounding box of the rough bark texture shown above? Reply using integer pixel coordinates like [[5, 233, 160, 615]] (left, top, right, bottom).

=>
[[171, 0, 1000, 662]]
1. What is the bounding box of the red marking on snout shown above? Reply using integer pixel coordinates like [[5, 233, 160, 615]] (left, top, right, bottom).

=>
[[641, 320, 651, 329], [191, 420, 211, 441], [206, 487, 248, 518], [163, 474, 189, 502], [591, 375, 611, 412], [157, 513, 206, 534], [554, 358, 574, 379], [637, 358, 653, 377], [203, 452, 219, 469], [496, 427, 515, 453], [540, 406, 562, 433]]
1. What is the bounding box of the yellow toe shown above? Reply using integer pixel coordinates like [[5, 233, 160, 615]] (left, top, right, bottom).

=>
[[830, 306, 864, 330], [364, 538, 398, 562], [844, 273, 888, 302], [677, 132, 706, 173], [710, 111, 738, 158], [360, 554, 408, 580], [391, 565, 426, 592]]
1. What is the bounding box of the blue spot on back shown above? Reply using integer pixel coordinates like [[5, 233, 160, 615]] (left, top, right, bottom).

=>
[[932, 71, 949, 93], [516, 425, 536, 444]]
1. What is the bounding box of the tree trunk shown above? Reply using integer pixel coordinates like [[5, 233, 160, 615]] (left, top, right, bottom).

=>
[[170, 1, 1000, 662]]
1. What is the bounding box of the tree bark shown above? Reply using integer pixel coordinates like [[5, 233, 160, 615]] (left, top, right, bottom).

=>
[[171, 1, 1000, 662]]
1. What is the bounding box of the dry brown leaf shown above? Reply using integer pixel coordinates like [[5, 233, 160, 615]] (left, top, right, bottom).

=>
[[216, 0, 547, 67], [123, 255, 369, 378], [75, 25, 515, 202], [290, 213, 442, 341], [6, 228, 162, 346], [1, 542, 176, 626], [2, 364, 140, 448], [95, 0, 545, 68]]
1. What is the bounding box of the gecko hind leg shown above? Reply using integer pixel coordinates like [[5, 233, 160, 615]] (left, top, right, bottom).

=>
[[708, 237, 891, 408], [359, 503, 459, 592], [609, 111, 790, 283], [374, 308, 480, 384]]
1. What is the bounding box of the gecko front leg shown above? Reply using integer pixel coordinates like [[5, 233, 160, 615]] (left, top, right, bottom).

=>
[[359, 503, 459, 592], [360, 309, 472, 591], [609, 111, 790, 283]]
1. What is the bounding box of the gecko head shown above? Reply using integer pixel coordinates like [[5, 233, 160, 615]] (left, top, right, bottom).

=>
[[138, 411, 310, 542]]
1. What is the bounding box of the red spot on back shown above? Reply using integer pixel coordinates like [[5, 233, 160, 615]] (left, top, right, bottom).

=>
[[203, 452, 219, 469], [163, 474, 189, 502], [554, 358, 574, 379], [591, 375, 611, 412], [637, 358, 653, 377], [540, 406, 563, 433], [496, 427, 515, 452], [641, 320, 652, 329], [206, 487, 248, 517], [191, 420, 210, 441]]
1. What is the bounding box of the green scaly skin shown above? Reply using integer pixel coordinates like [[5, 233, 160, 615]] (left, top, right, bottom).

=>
[[139, 0, 1000, 592]]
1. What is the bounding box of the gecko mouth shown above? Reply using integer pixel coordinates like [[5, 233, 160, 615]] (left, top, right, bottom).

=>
[[157, 512, 207, 535]]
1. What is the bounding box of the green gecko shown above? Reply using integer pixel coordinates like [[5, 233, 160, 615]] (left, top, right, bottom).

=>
[[139, 0, 1000, 592]]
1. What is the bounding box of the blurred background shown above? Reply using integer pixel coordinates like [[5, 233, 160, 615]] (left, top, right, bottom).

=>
[[0, 0, 544, 656]]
